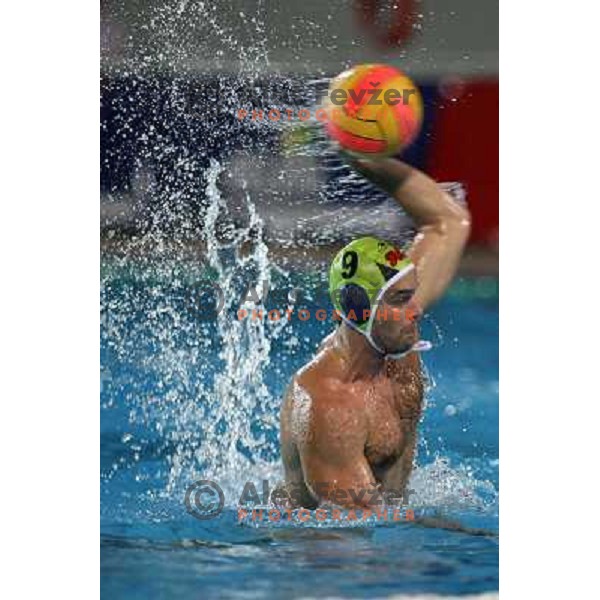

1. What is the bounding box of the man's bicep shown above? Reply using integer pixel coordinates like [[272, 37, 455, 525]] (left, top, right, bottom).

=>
[[299, 420, 376, 508], [408, 212, 470, 310]]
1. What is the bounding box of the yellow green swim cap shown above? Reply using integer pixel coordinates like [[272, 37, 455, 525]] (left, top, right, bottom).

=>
[[329, 236, 414, 333]]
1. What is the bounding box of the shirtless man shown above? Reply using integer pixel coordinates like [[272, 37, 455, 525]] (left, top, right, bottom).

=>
[[279, 156, 470, 509]]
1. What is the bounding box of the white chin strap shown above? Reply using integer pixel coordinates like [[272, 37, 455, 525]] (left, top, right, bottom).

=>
[[340, 263, 432, 360]]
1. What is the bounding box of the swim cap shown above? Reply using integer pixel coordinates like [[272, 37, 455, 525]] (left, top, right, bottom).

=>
[[329, 236, 431, 358]]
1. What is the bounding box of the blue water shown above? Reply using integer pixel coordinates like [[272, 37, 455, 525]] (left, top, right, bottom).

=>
[[101, 265, 498, 599]]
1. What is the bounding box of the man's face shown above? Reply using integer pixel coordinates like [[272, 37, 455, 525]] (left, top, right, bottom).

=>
[[370, 269, 421, 354]]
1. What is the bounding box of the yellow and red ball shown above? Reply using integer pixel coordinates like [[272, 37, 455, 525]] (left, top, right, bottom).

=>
[[324, 64, 423, 158]]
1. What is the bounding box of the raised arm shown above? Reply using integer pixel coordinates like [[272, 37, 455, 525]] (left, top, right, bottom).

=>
[[348, 157, 471, 311]]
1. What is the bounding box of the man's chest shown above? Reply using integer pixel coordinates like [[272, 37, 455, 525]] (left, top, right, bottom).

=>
[[362, 367, 424, 467]]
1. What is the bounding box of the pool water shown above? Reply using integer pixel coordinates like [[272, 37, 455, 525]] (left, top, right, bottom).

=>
[[101, 263, 498, 599]]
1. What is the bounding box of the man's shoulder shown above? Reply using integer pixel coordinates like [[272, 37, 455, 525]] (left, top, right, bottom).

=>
[[294, 347, 338, 393], [290, 362, 366, 449], [291, 349, 360, 410]]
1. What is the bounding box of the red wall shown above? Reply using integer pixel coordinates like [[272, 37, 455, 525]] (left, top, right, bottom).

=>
[[426, 80, 499, 246]]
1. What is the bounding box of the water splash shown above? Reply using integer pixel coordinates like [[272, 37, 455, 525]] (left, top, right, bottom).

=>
[[100, 1, 497, 523], [180, 159, 286, 489]]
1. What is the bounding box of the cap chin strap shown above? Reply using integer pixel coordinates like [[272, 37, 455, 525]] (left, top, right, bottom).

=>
[[340, 262, 432, 360]]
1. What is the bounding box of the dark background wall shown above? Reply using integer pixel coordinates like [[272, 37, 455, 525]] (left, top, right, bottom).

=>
[[101, 0, 498, 246]]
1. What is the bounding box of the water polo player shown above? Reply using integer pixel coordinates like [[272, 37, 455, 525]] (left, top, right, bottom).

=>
[[279, 156, 471, 509]]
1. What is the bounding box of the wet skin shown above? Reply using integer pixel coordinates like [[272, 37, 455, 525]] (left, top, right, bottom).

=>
[[278, 157, 470, 510], [279, 271, 425, 510], [280, 332, 424, 509]]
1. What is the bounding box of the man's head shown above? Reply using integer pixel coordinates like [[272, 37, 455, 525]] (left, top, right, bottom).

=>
[[329, 236, 422, 356]]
